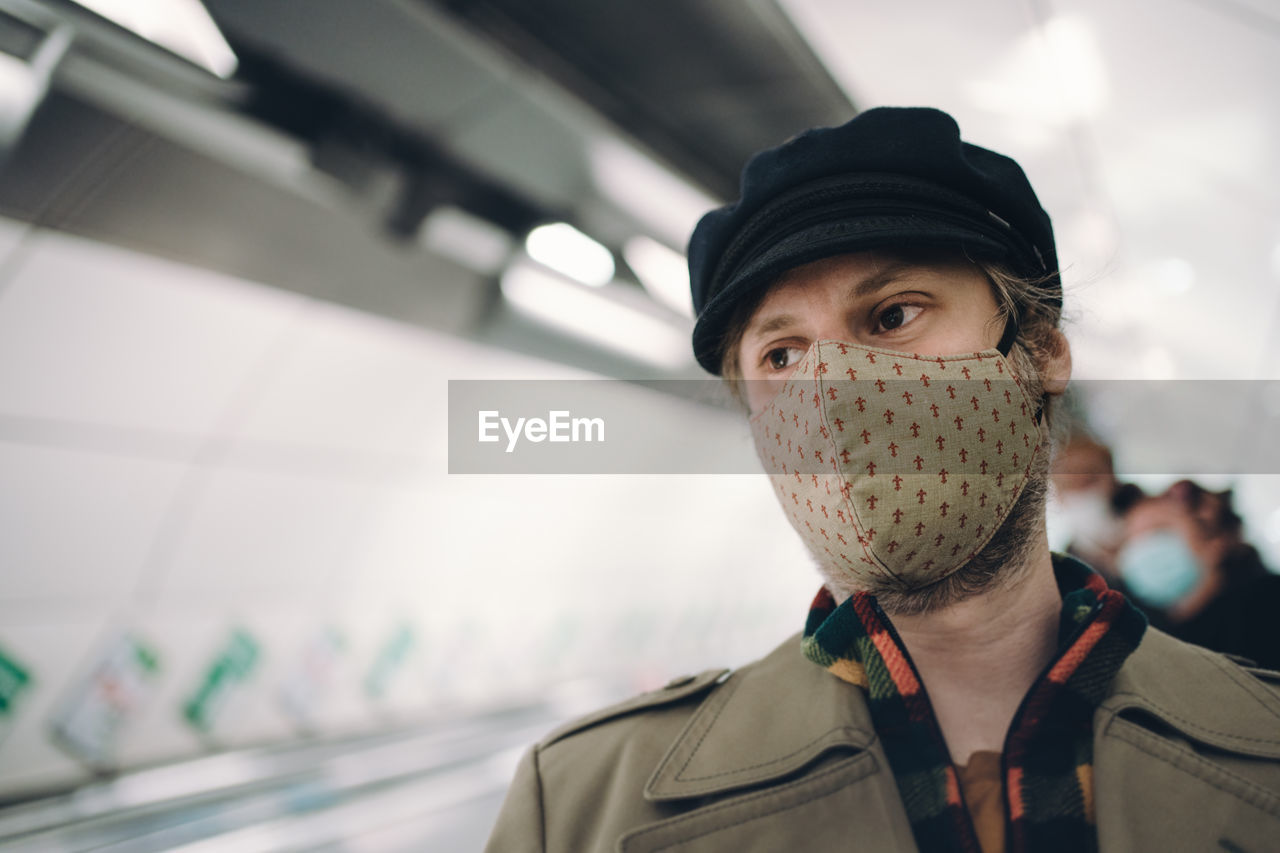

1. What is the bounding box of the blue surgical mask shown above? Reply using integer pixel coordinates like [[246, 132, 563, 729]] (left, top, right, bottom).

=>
[[1117, 530, 1202, 610]]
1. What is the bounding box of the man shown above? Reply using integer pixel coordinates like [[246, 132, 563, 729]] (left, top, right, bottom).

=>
[[1118, 481, 1280, 669], [1049, 430, 1141, 583], [485, 108, 1280, 853]]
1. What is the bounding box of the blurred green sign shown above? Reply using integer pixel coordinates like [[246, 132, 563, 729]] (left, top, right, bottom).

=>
[[184, 629, 260, 733], [0, 646, 32, 719]]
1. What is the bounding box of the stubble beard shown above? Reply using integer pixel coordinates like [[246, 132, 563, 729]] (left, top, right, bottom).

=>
[[814, 448, 1051, 617]]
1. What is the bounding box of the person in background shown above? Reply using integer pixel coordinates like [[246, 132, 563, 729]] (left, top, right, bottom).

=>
[[1119, 479, 1280, 669], [1049, 430, 1144, 583], [485, 107, 1280, 853]]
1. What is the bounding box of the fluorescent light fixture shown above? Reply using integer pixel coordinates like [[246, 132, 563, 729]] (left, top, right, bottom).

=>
[[588, 137, 719, 250], [501, 259, 689, 369], [418, 206, 513, 275], [624, 236, 694, 319], [525, 222, 615, 287], [966, 16, 1107, 126], [72, 0, 238, 78]]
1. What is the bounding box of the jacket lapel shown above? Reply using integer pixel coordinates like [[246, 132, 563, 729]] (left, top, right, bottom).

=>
[[645, 632, 876, 800], [623, 634, 918, 852]]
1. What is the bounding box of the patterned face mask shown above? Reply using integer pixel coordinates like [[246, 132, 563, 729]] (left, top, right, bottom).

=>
[[749, 340, 1048, 590]]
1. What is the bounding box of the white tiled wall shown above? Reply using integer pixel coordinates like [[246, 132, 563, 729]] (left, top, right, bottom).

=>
[[0, 444, 186, 606], [150, 466, 385, 604], [6, 215, 1273, 802], [0, 218, 817, 799], [0, 616, 112, 795], [0, 231, 306, 434]]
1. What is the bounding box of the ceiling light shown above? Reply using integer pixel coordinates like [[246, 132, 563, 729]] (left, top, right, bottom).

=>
[[500, 259, 689, 369], [525, 223, 615, 288], [71, 0, 238, 78], [588, 137, 719, 250], [623, 236, 693, 319], [965, 16, 1107, 126], [1152, 257, 1195, 294], [418, 206, 513, 276]]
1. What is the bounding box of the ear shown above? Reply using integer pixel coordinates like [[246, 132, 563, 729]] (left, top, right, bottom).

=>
[[1041, 329, 1072, 395]]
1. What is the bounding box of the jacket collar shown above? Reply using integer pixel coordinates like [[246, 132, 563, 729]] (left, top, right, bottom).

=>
[[646, 623, 1280, 804], [1098, 626, 1280, 758], [645, 633, 875, 801]]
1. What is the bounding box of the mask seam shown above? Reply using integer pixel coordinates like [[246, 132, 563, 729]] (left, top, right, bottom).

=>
[[828, 343, 1045, 584], [813, 342, 905, 586], [942, 352, 1047, 571]]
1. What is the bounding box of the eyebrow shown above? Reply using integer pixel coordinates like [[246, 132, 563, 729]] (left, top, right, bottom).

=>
[[741, 263, 914, 344]]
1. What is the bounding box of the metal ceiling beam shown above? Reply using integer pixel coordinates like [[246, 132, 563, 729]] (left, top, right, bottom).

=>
[[428, 0, 856, 199]]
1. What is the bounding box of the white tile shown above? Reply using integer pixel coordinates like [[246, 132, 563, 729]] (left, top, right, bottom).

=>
[[207, 604, 310, 747], [252, 608, 364, 737], [0, 443, 186, 604], [329, 608, 423, 728], [230, 303, 445, 460], [231, 301, 590, 463], [115, 610, 226, 768], [0, 228, 306, 433], [342, 470, 818, 696], [0, 616, 112, 797], [154, 466, 383, 601]]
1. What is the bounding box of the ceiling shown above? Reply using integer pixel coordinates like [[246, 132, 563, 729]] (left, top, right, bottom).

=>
[[426, 0, 853, 201], [0, 0, 860, 382], [0, 0, 1277, 466]]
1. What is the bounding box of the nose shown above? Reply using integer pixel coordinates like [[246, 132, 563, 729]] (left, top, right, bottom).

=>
[[816, 331, 850, 345], [801, 296, 855, 344], [810, 321, 855, 345]]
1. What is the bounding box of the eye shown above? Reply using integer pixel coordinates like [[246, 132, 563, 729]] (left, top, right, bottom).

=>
[[764, 346, 805, 371], [874, 302, 923, 333]]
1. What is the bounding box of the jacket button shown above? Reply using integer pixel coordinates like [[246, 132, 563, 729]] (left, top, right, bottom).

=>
[[664, 674, 696, 689]]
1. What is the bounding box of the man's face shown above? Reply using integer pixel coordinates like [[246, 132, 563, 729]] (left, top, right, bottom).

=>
[[735, 252, 1006, 414], [733, 250, 1064, 611]]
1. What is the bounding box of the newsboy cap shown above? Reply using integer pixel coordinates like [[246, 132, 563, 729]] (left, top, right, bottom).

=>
[[688, 107, 1060, 375]]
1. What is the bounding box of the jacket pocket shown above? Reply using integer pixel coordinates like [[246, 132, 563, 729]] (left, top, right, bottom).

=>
[[618, 751, 914, 853], [1096, 715, 1280, 853]]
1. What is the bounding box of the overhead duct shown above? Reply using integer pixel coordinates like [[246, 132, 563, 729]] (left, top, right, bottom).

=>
[[0, 0, 854, 380], [0, 14, 71, 163]]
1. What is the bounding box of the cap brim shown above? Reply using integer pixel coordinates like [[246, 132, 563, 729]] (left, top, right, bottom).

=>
[[692, 215, 1012, 374]]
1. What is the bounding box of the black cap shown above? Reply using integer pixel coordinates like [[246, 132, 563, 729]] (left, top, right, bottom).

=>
[[688, 107, 1059, 375]]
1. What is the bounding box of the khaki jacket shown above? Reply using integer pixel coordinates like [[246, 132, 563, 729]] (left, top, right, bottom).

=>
[[484, 628, 1280, 852]]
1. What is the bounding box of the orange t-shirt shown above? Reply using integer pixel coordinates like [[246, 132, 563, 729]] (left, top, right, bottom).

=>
[[956, 750, 1004, 853]]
